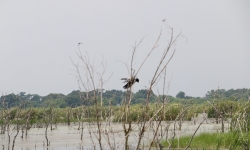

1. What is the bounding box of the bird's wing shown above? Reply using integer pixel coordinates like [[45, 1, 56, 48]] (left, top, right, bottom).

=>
[[121, 78, 128, 80], [121, 78, 131, 83]]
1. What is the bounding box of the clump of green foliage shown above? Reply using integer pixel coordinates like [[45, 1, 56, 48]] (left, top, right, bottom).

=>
[[1, 88, 249, 108], [161, 132, 250, 149]]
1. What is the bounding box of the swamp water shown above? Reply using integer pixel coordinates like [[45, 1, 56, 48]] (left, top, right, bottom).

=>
[[0, 115, 230, 150]]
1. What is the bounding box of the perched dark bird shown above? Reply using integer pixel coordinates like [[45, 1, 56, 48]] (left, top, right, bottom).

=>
[[121, 77, 139, 89]]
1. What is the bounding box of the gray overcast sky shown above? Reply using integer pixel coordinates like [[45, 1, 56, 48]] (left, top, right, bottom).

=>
[[0, 1, 250, 97]]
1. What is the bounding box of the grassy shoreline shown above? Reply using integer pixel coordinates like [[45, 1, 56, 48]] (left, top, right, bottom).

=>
[[161, 132, 250, 149]]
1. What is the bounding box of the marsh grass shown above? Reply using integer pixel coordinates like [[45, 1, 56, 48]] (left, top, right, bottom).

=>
[[162, 132, 250, 149]]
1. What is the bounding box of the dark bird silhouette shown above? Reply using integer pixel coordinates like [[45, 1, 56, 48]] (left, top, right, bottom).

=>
[[121, 77, 139, 89]]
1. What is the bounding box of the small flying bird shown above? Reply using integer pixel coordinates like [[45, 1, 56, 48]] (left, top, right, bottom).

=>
[[121, 76, 139, 89]]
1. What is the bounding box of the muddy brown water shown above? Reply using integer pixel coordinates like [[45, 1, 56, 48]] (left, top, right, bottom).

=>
[[0, 115, 230, 150]]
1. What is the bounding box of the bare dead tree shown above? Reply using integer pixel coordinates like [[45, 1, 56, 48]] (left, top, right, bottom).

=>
[[24, 108, 32, 138], [43, 108, 51, 149], [11, 103, 33, 150], [184, 118, 206, 150], [148, 68, 171, 150], [67, 107, 72, 126], [0, 93, 28, 150], [168, 106, 191, 149], [207, 100, 226, 133], [71, 44, 111, 150], [49, 107, 54, 131], [69, 23, 192, 150], [0, 93, 8, 135], [207, 86, 232, 133], [134, 26, 182, 150]]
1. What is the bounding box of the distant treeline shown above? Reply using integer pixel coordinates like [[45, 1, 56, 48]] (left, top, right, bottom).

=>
[[0, 88, 249, 108]]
